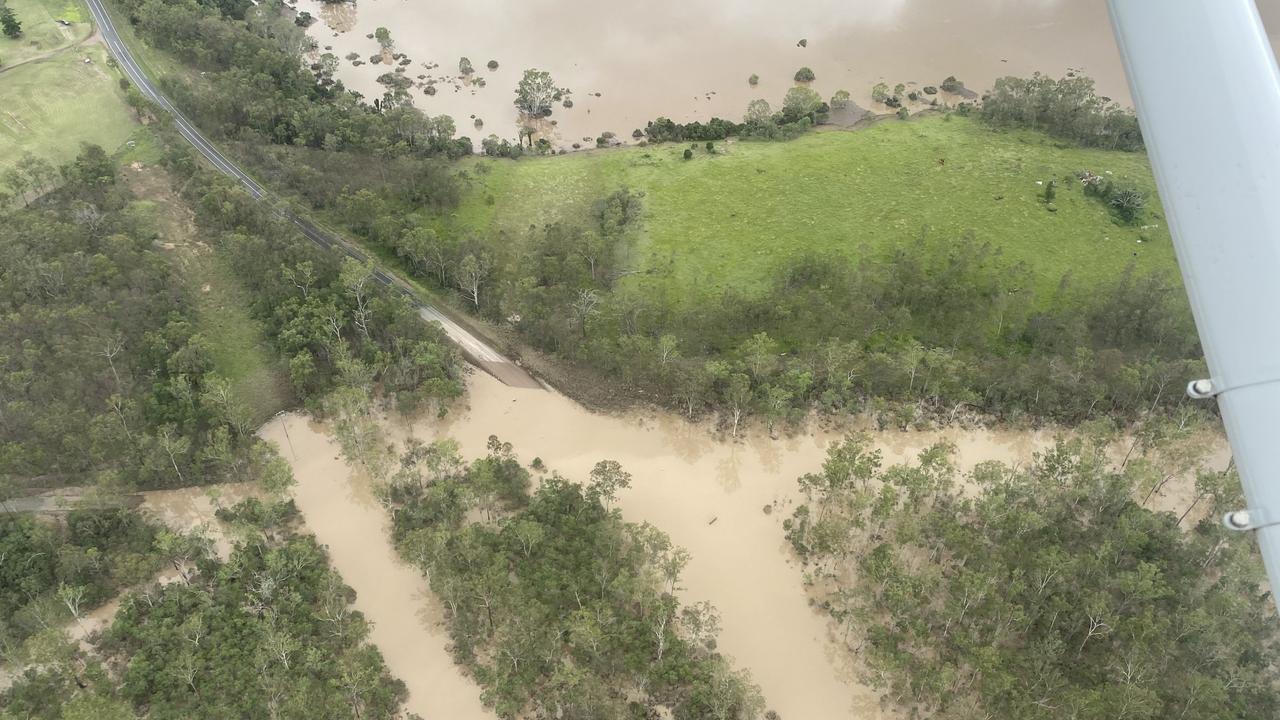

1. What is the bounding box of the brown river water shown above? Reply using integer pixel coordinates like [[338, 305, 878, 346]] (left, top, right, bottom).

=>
[[0, 376, 1227, 713], [254, 372, 1232, 720], [292, 0, 1280, 148]]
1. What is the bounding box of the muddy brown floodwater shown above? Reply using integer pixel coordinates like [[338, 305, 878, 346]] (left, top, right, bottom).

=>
[[261, 371, 1101, 719], [259, 417, 496, 720], [292, 0, 1280, 149]]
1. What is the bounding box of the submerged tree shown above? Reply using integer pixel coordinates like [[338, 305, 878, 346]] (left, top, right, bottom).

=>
[[514, 68, 558, 116]]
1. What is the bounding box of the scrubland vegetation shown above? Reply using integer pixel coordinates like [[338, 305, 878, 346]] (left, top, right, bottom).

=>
[[786, 434, 1275, 719], [2, 0, 1275, 718]]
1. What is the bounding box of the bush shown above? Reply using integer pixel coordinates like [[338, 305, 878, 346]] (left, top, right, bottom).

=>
[[1109, 185, 1147, 224], [896, 107, 909, 120], [830, 89, 851, 109], [794, 66, 816, 82], [748, 73, 759, 86], [632, 128, 644, 138], [487, 59, 499, 70], [705, 141, 715, 153], [941, 75, 964, 93], [459, 56, 474, 74], [683, 148, 694, 160]]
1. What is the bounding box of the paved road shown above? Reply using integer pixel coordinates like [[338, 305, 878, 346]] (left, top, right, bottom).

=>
[[85, 0, 541, 389]]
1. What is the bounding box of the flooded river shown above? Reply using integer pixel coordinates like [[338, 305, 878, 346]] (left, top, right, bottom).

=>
[[259, 417, 495, 720], [261, 372, 1078, 719], [293, 0, 1280, 148]]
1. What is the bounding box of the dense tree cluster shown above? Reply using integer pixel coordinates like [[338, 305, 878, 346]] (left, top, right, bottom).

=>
[[383, 438, 765, 719], [2, 500, 410, 720], [0, 145, 265, 488], [490, 228, 1199, 429], [115, 0, 470, 158], [161, 140, 465, 414], [784, 434, 1277, 719], [0, 510, 162, 651], [981, 73, 1144, 151]]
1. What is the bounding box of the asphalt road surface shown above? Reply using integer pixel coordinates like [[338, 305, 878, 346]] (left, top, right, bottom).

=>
[[86, 0, 541, 389]]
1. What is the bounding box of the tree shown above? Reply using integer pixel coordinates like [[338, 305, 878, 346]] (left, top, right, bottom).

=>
[[455, 252, 491, 308], [514, 68, 557, 116], [587, 459, 632, 510], [374, 26, 393, 51], [871, 82, 890, 103], [459, 56, 474, 75], [781, 86, 822, 123], [1, 6, 21, 39], [725, 373, 751, 438], [744, 98, 772, 126], [748, 73, 759, 86], [793, 66, 815, 82], [569, 288, 601, 337], [830, 89, 851, 109], [340, 258, 378, 341]]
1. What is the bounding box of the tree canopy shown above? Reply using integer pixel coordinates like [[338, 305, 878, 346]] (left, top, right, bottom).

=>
[[785, 434, 1278, 720], [383, 438, 766, 719]]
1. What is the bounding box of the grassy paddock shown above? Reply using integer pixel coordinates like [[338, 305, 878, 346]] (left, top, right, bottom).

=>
[[451, 116, 1177, 306], [0, 0, 90, 67], [0, 44, 136, 177]]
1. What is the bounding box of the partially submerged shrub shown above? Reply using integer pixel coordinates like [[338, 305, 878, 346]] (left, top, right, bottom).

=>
[[794, 66, 816, 82]]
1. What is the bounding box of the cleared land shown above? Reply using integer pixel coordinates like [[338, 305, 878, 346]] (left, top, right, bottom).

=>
[[0, 0, 90, 68], [0, 44, 137, 176], [124, 164, 293, 422], [451, 116, 1177, 304]]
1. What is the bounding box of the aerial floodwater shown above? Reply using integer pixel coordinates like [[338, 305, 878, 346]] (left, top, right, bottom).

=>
[[263, 373, 1067, 719], [292, 0, 1280, 148]]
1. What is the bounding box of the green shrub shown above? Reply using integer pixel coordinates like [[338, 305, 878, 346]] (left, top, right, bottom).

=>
[[794, 66, 816, 82]]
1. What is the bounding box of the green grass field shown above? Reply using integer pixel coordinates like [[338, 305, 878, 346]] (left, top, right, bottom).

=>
[[451, 116, 1177, 305], [0, 0, 89, 68], [187, 252, 293, 422], [0, 44, 137, 178]]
